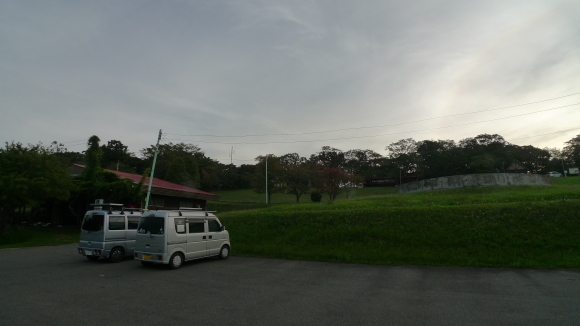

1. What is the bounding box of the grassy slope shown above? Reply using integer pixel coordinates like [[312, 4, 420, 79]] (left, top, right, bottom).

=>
[[218, 178, 580, 268], [3, 178, 579, 268], [0, 228, 79, 249]]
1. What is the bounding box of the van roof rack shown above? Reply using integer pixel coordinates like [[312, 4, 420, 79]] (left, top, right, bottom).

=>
[[89, 203, 124, 207], [147, 206, 202, 211], [88, 203, 142, 214], [89, 203, 124, 212], [143, 207, 217, 215]]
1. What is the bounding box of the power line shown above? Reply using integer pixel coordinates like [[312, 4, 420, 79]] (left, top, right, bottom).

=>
[[164, 102, 580, 145], [213, 128, 580, 163], [165, 91, 580, 138], [508, 128, 580, 142]]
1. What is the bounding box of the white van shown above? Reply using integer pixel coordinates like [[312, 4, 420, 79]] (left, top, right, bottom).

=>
[[77, 203, 141, 262], [134, 209, 230, 269]]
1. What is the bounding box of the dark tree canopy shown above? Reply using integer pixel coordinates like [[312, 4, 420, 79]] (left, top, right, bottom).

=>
[[564, 134, 580, 167], [0, 142, 74, 232], [309, 146, 345, 168], [279, 153, 310, 203], [313, 167, 349, 202]]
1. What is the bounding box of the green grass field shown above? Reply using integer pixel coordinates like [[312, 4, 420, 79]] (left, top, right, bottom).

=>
[[216, 177, 580, 268], [3, 177, 579, 268], [0, 227, 79, 249]]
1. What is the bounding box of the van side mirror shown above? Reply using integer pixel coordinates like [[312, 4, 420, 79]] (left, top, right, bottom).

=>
[[221, 225, 225, 231]]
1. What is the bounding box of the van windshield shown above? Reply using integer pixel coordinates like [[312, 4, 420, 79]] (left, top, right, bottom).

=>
[[82, 214, 104, 232], [137, 216, 165, 235]]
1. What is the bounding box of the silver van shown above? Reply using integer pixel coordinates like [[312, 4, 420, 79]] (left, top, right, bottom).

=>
[[77, 204, 141, 262], [134, 209, 230, 269]]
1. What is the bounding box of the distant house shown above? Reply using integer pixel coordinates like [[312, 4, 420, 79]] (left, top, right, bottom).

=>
[[365, 178, 397, 187], [71, 164, 219, 209], [505, 160, 528, 173]]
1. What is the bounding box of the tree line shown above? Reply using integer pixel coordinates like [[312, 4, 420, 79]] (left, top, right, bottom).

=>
[[1, 133, 579, 232]]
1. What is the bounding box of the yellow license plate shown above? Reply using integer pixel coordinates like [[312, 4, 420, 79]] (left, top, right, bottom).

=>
[[143, 254, 152, 261]]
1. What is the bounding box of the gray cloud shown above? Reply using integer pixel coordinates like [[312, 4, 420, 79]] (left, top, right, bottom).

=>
[[1, 0, 579, 163]]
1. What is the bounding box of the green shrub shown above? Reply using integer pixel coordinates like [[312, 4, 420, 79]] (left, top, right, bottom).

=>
[[310, 192, 322, 203]]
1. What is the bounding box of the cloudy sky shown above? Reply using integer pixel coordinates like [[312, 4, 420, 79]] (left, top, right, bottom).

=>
[[2, 0, 580, 165]]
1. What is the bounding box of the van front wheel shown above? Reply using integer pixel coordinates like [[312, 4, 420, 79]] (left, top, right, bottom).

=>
[[169, 253, 184, 269], [219, 245, 230, 260], [108, 247, 124, 263]]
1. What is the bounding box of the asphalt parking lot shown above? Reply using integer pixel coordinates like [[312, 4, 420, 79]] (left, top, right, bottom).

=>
[[1, 244, 579, 325]]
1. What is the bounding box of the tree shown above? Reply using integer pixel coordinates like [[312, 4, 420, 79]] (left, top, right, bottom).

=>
[[0, 142, 74, 233], [313, 167, 349, 202], [415, 139, 457, 178], [165, 157, 189, 185], [208, 163, 255, 191], [344, 149, 383, 179], [459, 134, 509, 173], [69, 136, 145, 223], [309, 146, 345, 168], [459, 134, 508, 149], [386, 138, 418, 177], [101, 140, 138, 172], [140, 142, 207, 188], [544, 147, 567, 174], [563, 134, 580, 167], [279, 153, 311, 203], [82, 135, 103, 183], [511, 145, 550, 173]]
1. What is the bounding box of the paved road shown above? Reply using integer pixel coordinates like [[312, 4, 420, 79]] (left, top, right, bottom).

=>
[[0, 244, 579, 325]]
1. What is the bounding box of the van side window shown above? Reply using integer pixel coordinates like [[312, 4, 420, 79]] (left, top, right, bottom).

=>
[[188, 222, 205, 233], [109, 216, 125, 230], [175, 218, 186, 234], [208, 219, 221, 232], [127, 217, 140, 230]]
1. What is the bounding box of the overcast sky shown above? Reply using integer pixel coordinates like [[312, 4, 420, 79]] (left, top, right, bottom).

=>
[[2, 0, 580, 165]]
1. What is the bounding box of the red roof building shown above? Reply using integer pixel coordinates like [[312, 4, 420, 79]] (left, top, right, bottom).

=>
[[71, 164, 219, 208]]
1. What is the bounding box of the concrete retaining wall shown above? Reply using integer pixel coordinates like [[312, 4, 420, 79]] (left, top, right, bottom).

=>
[[396, 173, 551, 194]]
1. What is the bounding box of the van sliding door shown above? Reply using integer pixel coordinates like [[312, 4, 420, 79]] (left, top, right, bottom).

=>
[[186, 220, 208, 259]]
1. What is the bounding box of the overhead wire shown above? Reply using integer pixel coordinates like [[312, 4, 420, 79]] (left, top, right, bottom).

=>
[[216, 128, 580, 163], [164, 102, 580, 145], [164, 91, 580, 138]]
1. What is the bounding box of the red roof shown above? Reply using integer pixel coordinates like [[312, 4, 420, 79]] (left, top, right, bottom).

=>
[[73, 164, 219, 201]]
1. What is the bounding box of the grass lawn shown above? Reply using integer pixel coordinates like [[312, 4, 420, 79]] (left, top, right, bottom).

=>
[[3, 177, 579, 268], [218, 177, 580, 268], [0, 227, 79, 249]]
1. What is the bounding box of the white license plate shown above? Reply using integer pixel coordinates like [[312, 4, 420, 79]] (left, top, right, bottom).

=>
[[85, 250, 93, 255]]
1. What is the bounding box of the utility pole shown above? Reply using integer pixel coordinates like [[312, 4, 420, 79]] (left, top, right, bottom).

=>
[[562, 160, 567, 177], [399, 168, 402, 185], [230, 146, 235, 165], [265, 155, 269, 204], [145, 129, 162, 210]]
